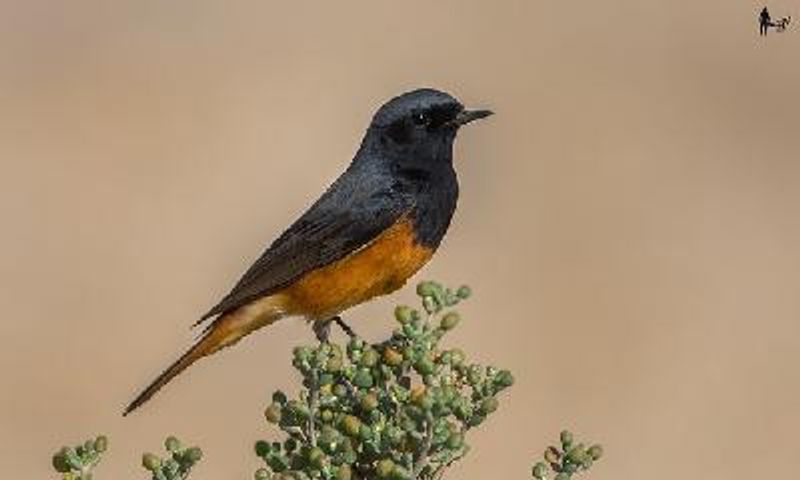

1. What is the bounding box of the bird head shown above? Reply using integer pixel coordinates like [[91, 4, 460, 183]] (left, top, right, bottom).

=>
[[363, 88, 492, 172]]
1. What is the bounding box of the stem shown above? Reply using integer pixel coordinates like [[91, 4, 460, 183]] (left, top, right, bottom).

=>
[[308, 367, 319, 447], [431, 446, 467, 480], [413, 414, 435, 479], [283, 427, 308, 444]]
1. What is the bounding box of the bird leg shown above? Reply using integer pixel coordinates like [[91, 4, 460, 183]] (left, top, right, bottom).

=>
[[333, 316, 357, 339], [313, 316, 358, 343], [313, 319, 333, 343]]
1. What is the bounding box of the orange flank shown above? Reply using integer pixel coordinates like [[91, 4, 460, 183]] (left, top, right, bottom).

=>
[[282, 215, 434, 320]]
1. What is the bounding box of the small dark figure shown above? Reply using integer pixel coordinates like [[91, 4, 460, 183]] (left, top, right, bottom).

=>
[[760, 7, 772, 35], [774, 16, 792, 32]]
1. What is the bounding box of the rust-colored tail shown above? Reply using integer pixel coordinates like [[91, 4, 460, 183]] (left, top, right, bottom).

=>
[[124, 300, 284, 416], [123, 329, 217, 416]]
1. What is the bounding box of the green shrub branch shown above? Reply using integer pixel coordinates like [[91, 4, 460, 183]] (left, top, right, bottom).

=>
[[49, 281, 603, 480], [252, 281, 515, 480]]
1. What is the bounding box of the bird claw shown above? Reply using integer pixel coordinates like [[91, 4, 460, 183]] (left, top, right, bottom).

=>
[[313, 316, 357, 343]]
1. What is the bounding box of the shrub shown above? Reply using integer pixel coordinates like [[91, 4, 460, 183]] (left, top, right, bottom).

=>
[[252, 281, 515, 480], [49, 281, 602, 480]]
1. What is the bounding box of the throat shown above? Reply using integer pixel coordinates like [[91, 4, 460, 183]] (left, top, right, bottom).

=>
[[408, 168, 459, 248]]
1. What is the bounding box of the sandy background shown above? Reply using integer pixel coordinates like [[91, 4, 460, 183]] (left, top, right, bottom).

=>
[[2, 1, 800, 478]]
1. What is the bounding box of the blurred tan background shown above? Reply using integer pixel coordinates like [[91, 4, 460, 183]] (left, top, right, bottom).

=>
[[2, 0, 800, 478]]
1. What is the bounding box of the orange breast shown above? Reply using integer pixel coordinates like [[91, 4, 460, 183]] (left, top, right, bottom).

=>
[[280, 216, 433, 320]]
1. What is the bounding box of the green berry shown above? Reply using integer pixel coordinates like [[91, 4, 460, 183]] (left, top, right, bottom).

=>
[[544, 446, 560, 464], [255, 440, 271, 457], [93, 435, 108, 453], [359, 424, 374, 441], [62, 447, 81, 470], [360, 349, 379, 367], [284, 437, 299, 452], [416, 281, 442, 298], [320, 409, 334, 423], [265, 403, 282, 423], [142, 453, 161, 472], [376, 458, 395, 478], [440, 312, 460, 331], [402, 346, 416, 362], [416, 394, 435, 412], [409, 384, 426, 404], [293, 346, 312, 363], [185, 447, 203, 463], [336, 465, 352, 480], [353, 369, 374, 388], [560, 430, 574, 449], [382, 347, 404, 366], [566, 445, 588, 465], [452, 398, 472, 420], [308, 447, 325, 468], [467, 364, 483, 385], [52, 453, 70, 473], [414, 357, 435, 375], [532, 462, 548, 479], [422, 296, 439, 314], [554, 474, 570, 480], [495, 369, 515, 388], [360, 393, 379, 411], [445, 432, 464, 449], [438, 351, 452, 365], [326, 357, 343, 373], [165, 435, 181, 453], [333, 384, 348, 398], [394, 306, 415, 324], [587, 444, 603, 460], [479, 397, 499, 415], [456, 285, 472, 299], [384, 426, 403, 447], [341, 415, 362, 437], [266, 453, 290, 473], [449, 349, 466, 366], [255, 468, 271, 480], [272, 390, 288, 405]]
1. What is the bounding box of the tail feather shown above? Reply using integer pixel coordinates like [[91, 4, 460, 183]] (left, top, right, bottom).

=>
[[123, 327, 222, 416], [124, 297, 286, 416]]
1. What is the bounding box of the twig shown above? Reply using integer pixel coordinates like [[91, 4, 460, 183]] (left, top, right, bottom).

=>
[[284, 426, 308, 444], [308, 367, 319, 447], [431, 446, 467, 480], [413, 414, 435, 479]]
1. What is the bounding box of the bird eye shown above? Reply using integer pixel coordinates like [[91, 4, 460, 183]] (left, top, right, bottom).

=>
[[412, 112, 430, 126]]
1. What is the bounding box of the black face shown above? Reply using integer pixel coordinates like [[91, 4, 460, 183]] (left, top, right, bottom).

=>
[[366, 88, 491, 173], [382, 102, 463, 146]]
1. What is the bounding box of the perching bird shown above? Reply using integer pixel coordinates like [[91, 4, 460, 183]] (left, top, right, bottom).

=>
[[124, 88, 492, 415]]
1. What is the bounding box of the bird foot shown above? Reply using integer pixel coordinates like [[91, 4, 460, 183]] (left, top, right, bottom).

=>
[[313, 316, 357, 343]]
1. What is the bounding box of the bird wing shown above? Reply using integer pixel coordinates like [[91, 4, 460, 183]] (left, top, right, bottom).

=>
[[198, 170, 409, 322]]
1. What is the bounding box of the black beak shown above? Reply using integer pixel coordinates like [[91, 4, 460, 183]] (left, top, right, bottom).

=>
[[452, 108, 494, 127]]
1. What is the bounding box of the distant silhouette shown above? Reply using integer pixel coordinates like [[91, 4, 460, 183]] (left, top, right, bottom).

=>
[[773, 15, 792, 32], [760, 7, 772, 35]]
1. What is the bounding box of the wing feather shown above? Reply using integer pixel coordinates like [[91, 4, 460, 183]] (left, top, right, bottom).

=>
[[198, 169, 409, 322]]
